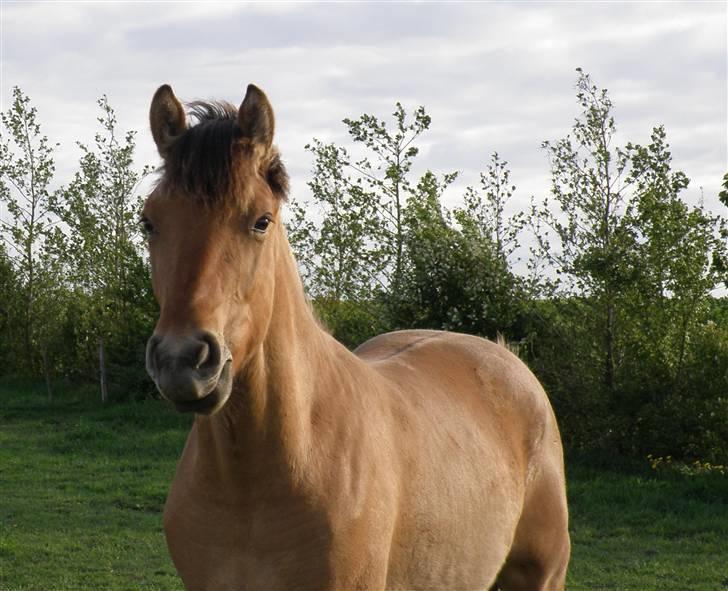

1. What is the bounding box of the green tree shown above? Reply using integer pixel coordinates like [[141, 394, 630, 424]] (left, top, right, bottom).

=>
[[53, 96, 154, 389], [342, 103, 432, 296], [396, 170, 461, 329], [534, 69, 635, 391], [455, 152, 525, 264], [302, 140, 383, 301], [531, 69, 728, 456], [719, 172, 728, 208], [0, 87, 61, 374], [300, 103, 439, 341], [624, 126, 726, 380]]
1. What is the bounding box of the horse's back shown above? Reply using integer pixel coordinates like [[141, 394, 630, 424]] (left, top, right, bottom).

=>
[[355, 329, 570, 590], [355, 328, 559, 481], [355, 329, 552, 441]]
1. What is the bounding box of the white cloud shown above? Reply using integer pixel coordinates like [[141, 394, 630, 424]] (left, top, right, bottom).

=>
[[1, 0, 725, 228]]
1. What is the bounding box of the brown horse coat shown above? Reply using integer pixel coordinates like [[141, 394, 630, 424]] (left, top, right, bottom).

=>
[[144, 83, 570, 591]]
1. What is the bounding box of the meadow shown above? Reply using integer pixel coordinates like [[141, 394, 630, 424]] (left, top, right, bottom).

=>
[[1, 378, 727, 590]]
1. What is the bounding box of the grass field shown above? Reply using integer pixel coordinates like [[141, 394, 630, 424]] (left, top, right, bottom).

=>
[[1, 378, 727, 590]]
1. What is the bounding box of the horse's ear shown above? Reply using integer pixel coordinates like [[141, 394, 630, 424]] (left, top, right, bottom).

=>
[[149, 84, 186, 158], [238, 84, 274, 152]]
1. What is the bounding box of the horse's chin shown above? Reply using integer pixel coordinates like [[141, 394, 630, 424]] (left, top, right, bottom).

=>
[[171, 359, 234, 416]]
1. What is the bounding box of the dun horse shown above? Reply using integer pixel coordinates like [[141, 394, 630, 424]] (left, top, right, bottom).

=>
[[143, 83, 570, 591]]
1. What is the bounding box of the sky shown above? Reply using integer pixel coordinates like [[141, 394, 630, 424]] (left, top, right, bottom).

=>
[[2, 0, 727, 275]]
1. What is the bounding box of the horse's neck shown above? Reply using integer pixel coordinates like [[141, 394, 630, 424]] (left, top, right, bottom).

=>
[[193, 232, 331, 483]]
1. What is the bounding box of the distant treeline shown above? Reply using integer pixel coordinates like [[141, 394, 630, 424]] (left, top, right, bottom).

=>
[[2, 71, 727, 462]]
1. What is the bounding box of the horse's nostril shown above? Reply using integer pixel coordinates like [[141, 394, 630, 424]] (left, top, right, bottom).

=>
[[197, 331, 222, 372], [145, 334, 163, 378], [193, 341, 210, 369]]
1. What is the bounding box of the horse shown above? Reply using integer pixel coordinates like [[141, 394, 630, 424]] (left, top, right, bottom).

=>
[[143, 82, 570, 591]]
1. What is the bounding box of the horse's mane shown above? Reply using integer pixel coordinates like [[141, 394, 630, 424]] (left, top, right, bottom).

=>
[[159, 100, 289, 205]]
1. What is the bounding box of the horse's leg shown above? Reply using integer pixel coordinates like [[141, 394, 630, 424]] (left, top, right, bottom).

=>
[[494, 456, 570, 591]]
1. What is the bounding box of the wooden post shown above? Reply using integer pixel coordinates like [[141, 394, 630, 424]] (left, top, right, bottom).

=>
[[41, 344, 53, 403], [99, 337, 108, 403]]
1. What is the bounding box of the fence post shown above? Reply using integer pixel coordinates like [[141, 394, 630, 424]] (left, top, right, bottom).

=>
[[41, 344, 53, 403], [99, 337, 108, 403]]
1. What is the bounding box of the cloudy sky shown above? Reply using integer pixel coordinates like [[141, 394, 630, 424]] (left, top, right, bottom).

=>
[[2, 1, 726, 261]]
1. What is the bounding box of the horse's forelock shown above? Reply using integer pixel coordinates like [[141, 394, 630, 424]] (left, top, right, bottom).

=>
[[159, 100, 287, 211]]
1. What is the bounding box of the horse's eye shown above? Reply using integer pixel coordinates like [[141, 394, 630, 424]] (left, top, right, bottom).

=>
[[139, 216, 156, 237], [252, 215, 273, 234]]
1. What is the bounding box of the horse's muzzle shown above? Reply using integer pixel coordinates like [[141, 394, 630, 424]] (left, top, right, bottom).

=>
[[146, 330, 233, 414]]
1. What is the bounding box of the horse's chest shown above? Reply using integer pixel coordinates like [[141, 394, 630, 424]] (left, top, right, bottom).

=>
[[163, 477, 337, 591]]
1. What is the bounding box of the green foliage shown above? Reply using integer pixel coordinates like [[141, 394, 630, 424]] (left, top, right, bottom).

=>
[[312, 297, 389, 350], [296, 139, 384, 300], [342, 103, 433, 296], [396, 168, 523, 338], [0, 91, 155, 397], [1, 79, 726, 462], [50, 96, 155, 391], [719, 172, 728, 207], [529, 70, 728, 460], [0, 87, 63, 375], [301, 106, 524, 343], [300, 103, 463, 339], [455, 152, 525, 262]]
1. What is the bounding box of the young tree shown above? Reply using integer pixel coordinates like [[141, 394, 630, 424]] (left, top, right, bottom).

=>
[[53, 96, 154, 387], [455, 152, 525, 264], [531, 69, 728, 455], [342, 103, 432, 295], [302, 106, 527, 342], [0, 87, 61, 373], [302, 140, 383, 301], [300, 103, 440, 340], [534, 69, 635, 391], [396, 170, 460, 329], [450, 154, 526, 338]]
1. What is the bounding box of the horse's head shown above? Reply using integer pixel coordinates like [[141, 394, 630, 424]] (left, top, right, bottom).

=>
[[143, 84, 289, 414]]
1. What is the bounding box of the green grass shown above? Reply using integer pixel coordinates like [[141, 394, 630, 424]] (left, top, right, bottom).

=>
[[566, 454, 728, 590], [1, 379, 727, 590], [0, 378, 191, 590]]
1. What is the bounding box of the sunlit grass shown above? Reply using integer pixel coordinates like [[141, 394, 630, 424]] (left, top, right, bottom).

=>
[[0, 378, 190, 590]]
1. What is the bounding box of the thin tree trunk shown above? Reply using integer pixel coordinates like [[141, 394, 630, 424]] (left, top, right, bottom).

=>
[[604, 299, 615, 391], [98, 337, 108, 403]]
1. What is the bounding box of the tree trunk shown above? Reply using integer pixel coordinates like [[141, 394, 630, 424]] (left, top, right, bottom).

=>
[[604, 300, 615, 391], [98, 337, 108, 403]]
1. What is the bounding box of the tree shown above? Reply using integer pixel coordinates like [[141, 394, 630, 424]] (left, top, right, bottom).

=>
[[455, 152, 525, 264], [396, 170, 461, 329], [301, 106, 528, 343], [719, 172, 728, 208], [623, 126, 726, 380], [530, 69, 728, 455], [0, 87, 61, 373], [300, 103, 440, 340], [53, 96, 154, 388], [302, 140, 382, 301], [342, 103, 432, 297], [534, 69, 635, 392]]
